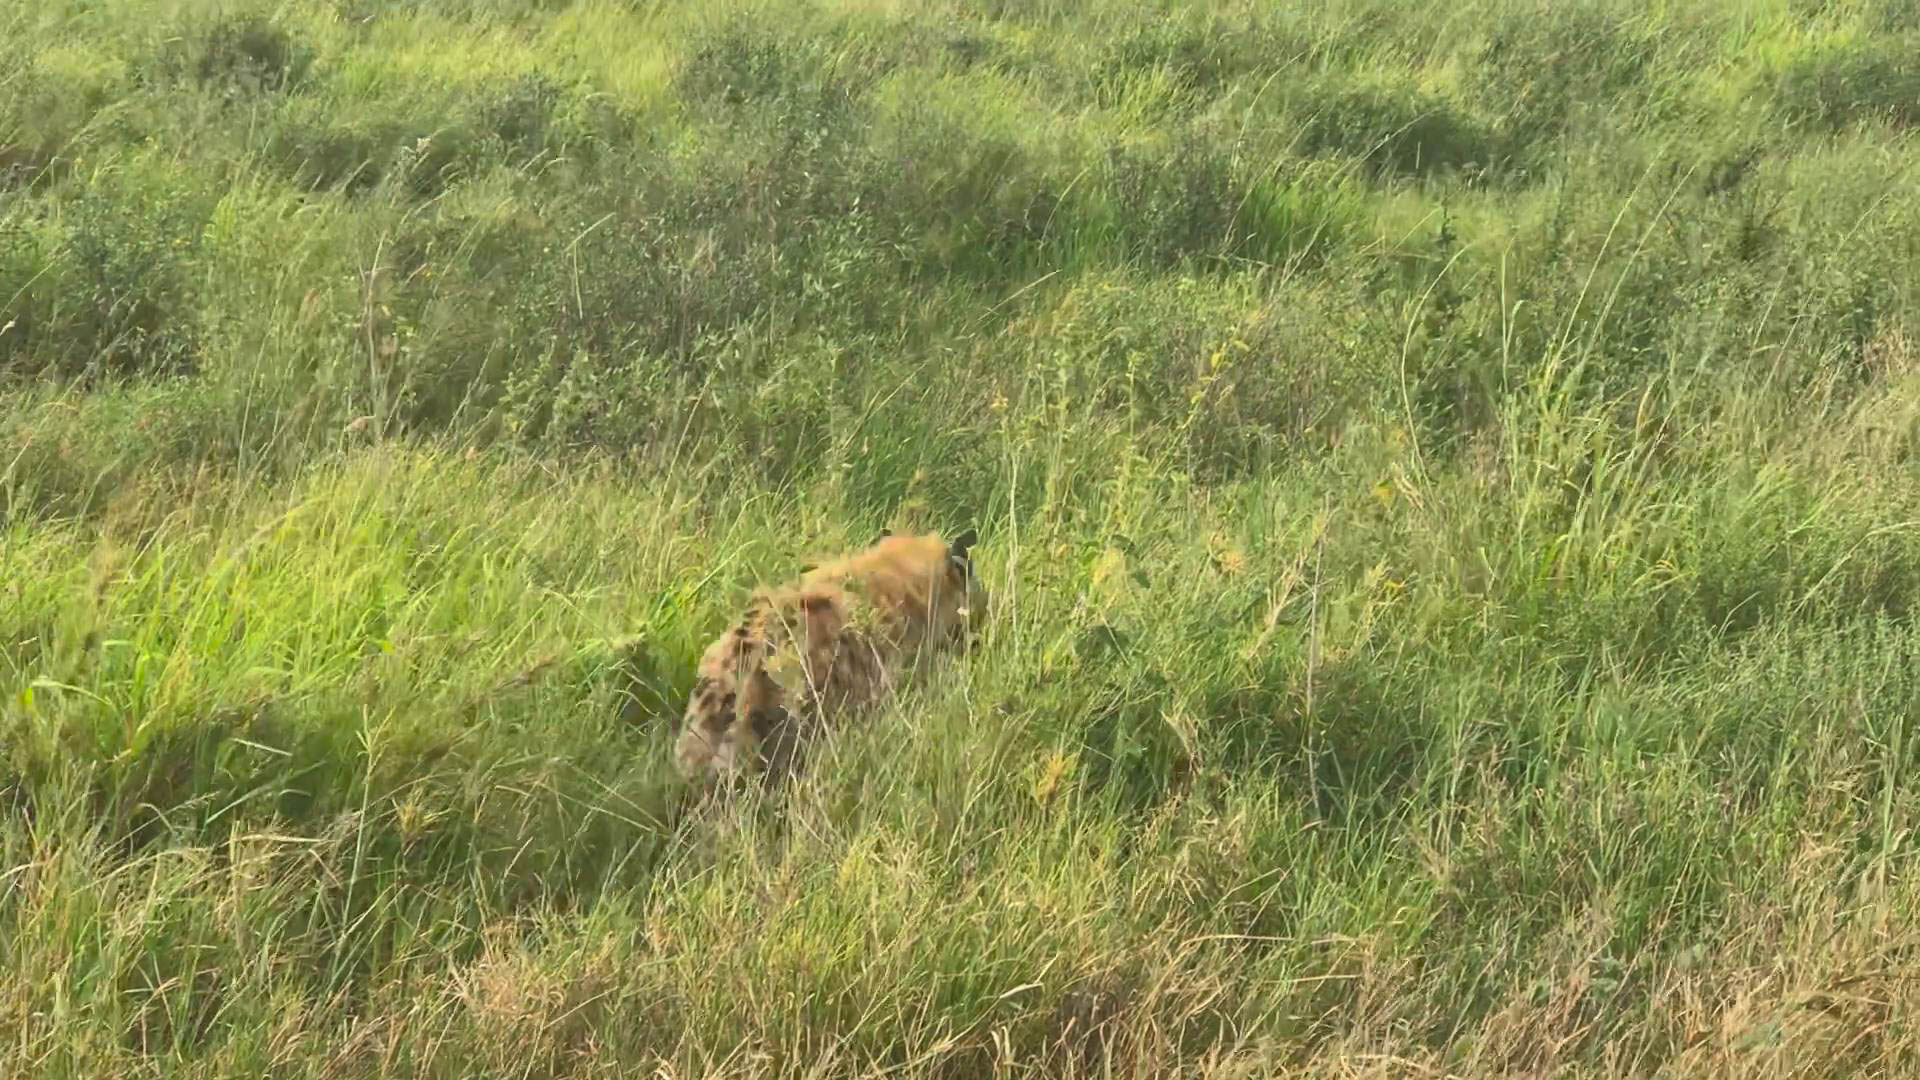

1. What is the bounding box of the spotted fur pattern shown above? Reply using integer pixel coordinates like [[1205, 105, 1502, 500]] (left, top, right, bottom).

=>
[[673, 528, 986, 789]]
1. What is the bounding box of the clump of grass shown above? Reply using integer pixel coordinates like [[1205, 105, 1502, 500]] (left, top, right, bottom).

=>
[[1774, 32, 1920, 133], [2, 164, 209, 381]]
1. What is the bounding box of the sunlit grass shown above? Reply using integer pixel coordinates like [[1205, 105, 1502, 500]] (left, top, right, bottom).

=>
[[5, 0, 1920, 1076]]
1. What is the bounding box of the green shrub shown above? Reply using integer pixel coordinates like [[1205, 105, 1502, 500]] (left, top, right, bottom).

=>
[[1288, 75, 1499, 181], [0, 182, 205, 381], [187, 12, 314, 95], [1775, 34, 1920, 132], [1466, 8, 1659, 174]]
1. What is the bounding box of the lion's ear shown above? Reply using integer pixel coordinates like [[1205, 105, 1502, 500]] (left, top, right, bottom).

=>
[[873, 527, 893, 546], [948, 528, 978, 562]]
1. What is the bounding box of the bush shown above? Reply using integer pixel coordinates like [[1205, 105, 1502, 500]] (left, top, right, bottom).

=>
[[141, 11, 315, 97], [1288, 76, 1499, 181], [1465, 9, 1658, 173], [1775, 35, 1920, 132], [192, 13, 312, 94], [672, 13, 874, 121], [1072, 131, 1360, 272], [1, 185, 204, 382], [0, 46, 132, 190]]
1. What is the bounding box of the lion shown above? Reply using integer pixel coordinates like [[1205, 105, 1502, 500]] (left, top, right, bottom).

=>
[[672, 527, 987, 791]]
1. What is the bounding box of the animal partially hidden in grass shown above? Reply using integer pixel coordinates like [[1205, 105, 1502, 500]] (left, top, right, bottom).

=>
[[673, 528, 987, 792]]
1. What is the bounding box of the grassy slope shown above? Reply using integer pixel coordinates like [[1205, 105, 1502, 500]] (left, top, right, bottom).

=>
[[5, 0, 1920, 1075]]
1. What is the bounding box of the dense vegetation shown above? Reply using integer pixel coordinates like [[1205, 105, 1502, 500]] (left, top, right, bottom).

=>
[[5, 0, 1920, 1075]]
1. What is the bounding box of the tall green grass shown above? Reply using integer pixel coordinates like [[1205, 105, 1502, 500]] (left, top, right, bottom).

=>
[[5, 0, 1920, 1075]]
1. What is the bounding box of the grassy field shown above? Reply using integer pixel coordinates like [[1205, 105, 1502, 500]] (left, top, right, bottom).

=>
[[5, 0, 1920, 1075]]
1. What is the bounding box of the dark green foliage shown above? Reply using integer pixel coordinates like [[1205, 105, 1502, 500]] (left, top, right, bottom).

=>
[[1289, 76, 1500, 180], [674, 15, 853, 109], [1466, 8, 1661, 173], [1775, 34, 1920, 131], [1095, 130, 1345, 269], [187, 13, 314, 95], [1, 187, 204, 381]]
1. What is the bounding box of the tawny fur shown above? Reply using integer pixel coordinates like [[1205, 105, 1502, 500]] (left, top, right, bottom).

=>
[[673, 530, 986, 789]]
